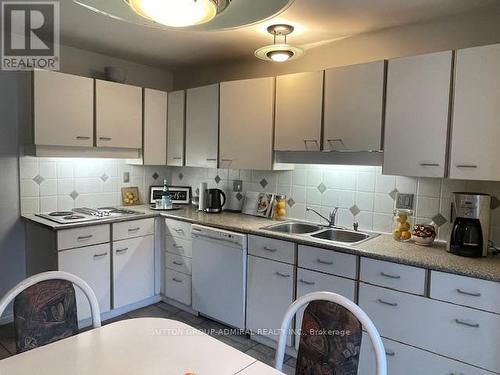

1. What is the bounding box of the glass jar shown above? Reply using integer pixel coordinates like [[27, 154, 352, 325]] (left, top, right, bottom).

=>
[[273, 195, 287, 220], [393, 209, 413, 242]]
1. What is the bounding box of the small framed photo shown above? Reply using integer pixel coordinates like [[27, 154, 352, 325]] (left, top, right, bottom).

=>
[[149, 186, 191, 205]]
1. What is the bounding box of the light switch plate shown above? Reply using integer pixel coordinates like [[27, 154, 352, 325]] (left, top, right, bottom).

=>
[[396, 193, 414, 210], [233, 180, 243, 192], [123, 171, 130, 183]]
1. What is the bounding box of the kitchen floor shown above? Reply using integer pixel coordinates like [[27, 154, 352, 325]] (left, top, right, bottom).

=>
[[0, 302, 297, 374]]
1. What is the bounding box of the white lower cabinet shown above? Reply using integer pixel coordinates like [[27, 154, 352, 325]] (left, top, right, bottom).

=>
[[246, 255, 295, 344], [113, 235, 155, 309], [165, 269, 192, 306], [358, 333, 494, 375], [295, 268, 356, 349], [58, 243, 111, 322]]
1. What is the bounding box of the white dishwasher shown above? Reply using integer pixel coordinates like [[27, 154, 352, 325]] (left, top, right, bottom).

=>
[[191, 224, 247, 329]]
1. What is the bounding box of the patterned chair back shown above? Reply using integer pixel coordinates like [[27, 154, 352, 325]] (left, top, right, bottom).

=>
[[296, 300, 363, 375], [13, 279, 78, 353]]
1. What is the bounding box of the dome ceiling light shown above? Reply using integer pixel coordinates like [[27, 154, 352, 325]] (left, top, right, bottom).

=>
[[255, 24, 303, 63]]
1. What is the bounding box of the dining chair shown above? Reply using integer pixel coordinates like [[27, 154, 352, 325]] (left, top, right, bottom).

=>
[[275, 291, 387, 375], [0, 271, 101, 353]]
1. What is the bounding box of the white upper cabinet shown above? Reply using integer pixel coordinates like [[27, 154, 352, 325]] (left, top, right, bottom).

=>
[[33, 70, 94, 147], [167, 90, 185, 166], [143, 88, 167, 165], [324, 61, 385, 151], [274, 72, 323, 151], [450, 44, 500, 181], [383, 51, 452, 177], [220, 77, 275, 170], [185, 84, 219, 168], [95, 79, 142, 149]]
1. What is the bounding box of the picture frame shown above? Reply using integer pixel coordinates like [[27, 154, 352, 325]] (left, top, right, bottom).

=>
[[149, 185, 191, 205]]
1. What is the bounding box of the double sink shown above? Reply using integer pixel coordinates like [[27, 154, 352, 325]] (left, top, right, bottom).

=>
[[262, 221, 378, 246]]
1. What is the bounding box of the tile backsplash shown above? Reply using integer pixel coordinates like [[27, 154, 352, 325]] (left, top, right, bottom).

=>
[[168, 165, 500, 243], [19, 156, 169, 214]]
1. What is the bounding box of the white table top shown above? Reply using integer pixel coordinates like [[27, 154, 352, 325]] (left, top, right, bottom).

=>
[[0, 318, 284, 375]]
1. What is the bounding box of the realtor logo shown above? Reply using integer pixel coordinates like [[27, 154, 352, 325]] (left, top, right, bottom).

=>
[[1, 1, 60, 70]]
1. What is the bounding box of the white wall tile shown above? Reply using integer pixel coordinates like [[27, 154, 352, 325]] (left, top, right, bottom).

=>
[[374, 193, 394, 214], [373, 213, 393, 233], [417, 178, 442, 198], [396, 176, 418, 194], [20, 179, 39, 197], [39, 179, 57, 196], [57, 195, 75, 211], [39, 162, 57, 179], [375, 174, 395, 193], [56, 162, 73, 179], [356, 172, 375, 192], [356, 192, 374, 212], [40, 196, 57, 212], [21, 197, 39, 215], [306, 187, 322, 206], [416, 197, 440, 218], [20, 158, 39, 179]]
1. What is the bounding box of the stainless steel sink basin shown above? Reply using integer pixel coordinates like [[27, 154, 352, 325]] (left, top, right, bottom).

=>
[[311, 228, 371, 243], [264, 222, 322, 234]]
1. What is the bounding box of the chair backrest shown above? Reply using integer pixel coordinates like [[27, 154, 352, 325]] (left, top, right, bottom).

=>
[[275, 291, 387, 375], [0, 271, 101, 353]]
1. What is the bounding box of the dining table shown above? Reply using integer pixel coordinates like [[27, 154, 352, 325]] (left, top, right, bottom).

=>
[[0, 318, 285, 374]]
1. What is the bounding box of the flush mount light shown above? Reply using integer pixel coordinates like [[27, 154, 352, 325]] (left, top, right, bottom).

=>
[[255, 24, 304, 62], [126, 0, 230, 27]]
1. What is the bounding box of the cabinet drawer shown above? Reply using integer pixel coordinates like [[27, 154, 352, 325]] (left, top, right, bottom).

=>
[[430, 271, 500, 314], [165, 218, 192, 240], [360, 257, 426, 295], [359, 283, 500, 373], [112, 218, 154, 241], [248, 235, 295, 264], [166, 253, 192, 275], [57, 224, 110, 250], [298, 245, 357, 279], [358, 333, 494, 375], [165, 236, 192, 258], [165, 269, 191, 306]]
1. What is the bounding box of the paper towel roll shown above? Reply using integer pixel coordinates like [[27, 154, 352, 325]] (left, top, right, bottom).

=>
[[198, 182, 207, 211]]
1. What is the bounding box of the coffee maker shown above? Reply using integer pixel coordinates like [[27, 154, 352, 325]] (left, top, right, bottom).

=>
[[448, 193, 491, 257]]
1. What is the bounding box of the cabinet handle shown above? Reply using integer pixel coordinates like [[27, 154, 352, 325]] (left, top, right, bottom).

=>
[[275, 272, 291, 278], [99, 137, 112, 141], [206, 158, 217, 161], [174, 228, 185, 233], [263, 246, 278, 252], [317, 259, 334, 265], [454, 319, 479, 328], [76, 136, 91, 140], [93, 252, 108, 259], [116, 248, 128, 254], [456, 289, 481, 297], [172, 278, 183, 283], [385, 350, 396, 357], [303, 139, 320, 150], [173, 244, 184, 249], [173, 157, 182, 160], [299, 279, 316, 286], [77, 235, 93, 241], [380, 272, 401, 279], [419, 162, 440, 167], [128, 227, 140, 232], [377, 299, 398, 307], [327, 138, 345, 150], [172, 261, 183, 266], [456, 164, 477, 168]]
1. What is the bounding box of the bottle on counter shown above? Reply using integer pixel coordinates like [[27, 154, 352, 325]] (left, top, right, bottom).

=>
[[161, 179, 173, 209], [273, 195, 287, 220], [393, 209, 412, 242]]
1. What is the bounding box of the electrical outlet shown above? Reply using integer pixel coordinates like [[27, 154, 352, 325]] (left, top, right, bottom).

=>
[[123, 171, 130, 183], [233, 180, 243, 192], [396, 193, 414, 210]]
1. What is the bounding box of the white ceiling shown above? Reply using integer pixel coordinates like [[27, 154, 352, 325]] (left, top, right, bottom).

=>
[[60, 0, 500, 69]]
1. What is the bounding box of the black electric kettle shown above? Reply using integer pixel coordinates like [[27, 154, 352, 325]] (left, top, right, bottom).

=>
[[205, 189, 226, 213]]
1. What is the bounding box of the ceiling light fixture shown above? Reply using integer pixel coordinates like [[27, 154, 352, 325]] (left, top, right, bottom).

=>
[[126, 0, 231, 28], [255, 24, 303, 63]]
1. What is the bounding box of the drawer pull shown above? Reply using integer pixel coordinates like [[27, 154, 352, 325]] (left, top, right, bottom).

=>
[[99, 137, 112, 141], [385, 350, 396, 357], [93, 252, 108, 259], [380, 272, 401, 279], [173, 157, 182, 160], [128, 227, 140, 232], [275, 272, 291, 278], [172, 261, 183, 266], [457, 289, 481, 297], [456, 164, 477, 168], [206, 158, 217, 161], [174, 228, 185, 233], [419, 162, 440, 167], [263, 246, 278, 252], [173, 244, 184, 249], [317, 259, 334, 265], [77, 235, 93, 241], [172, 278, 183, 283], [299, 279, 316, 286], [377, 299, 398, 307], [116, 248, 128, 254], [454, 319, 479, 328], [76, 136, 91, 140]]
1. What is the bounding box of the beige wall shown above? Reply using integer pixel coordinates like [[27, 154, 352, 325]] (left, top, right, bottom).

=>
[[173, 7, 500, 89]]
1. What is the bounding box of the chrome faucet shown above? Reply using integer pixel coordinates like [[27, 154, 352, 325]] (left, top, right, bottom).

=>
[[306, 207, 339, 227]]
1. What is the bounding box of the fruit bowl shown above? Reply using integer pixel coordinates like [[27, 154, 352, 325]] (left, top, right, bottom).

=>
[[412, 224, 436, 246]]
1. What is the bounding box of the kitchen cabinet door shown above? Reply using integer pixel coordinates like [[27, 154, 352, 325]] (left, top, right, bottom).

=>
[[143, 88, 167, 165], [167, 90, 185, 166], [246, 255, 294, 344], [113, 235, 155, 309], [185, 84, 219, 168], [220, 77, 274, 170], [95, 79, 142, 148], [58, 243, 111, 322], [324, 61, 384, 151], [450, 43, 500, 180], [383, 51, 452, 177], [275, 72, 323, 151], [33, 70, 94, 147]]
